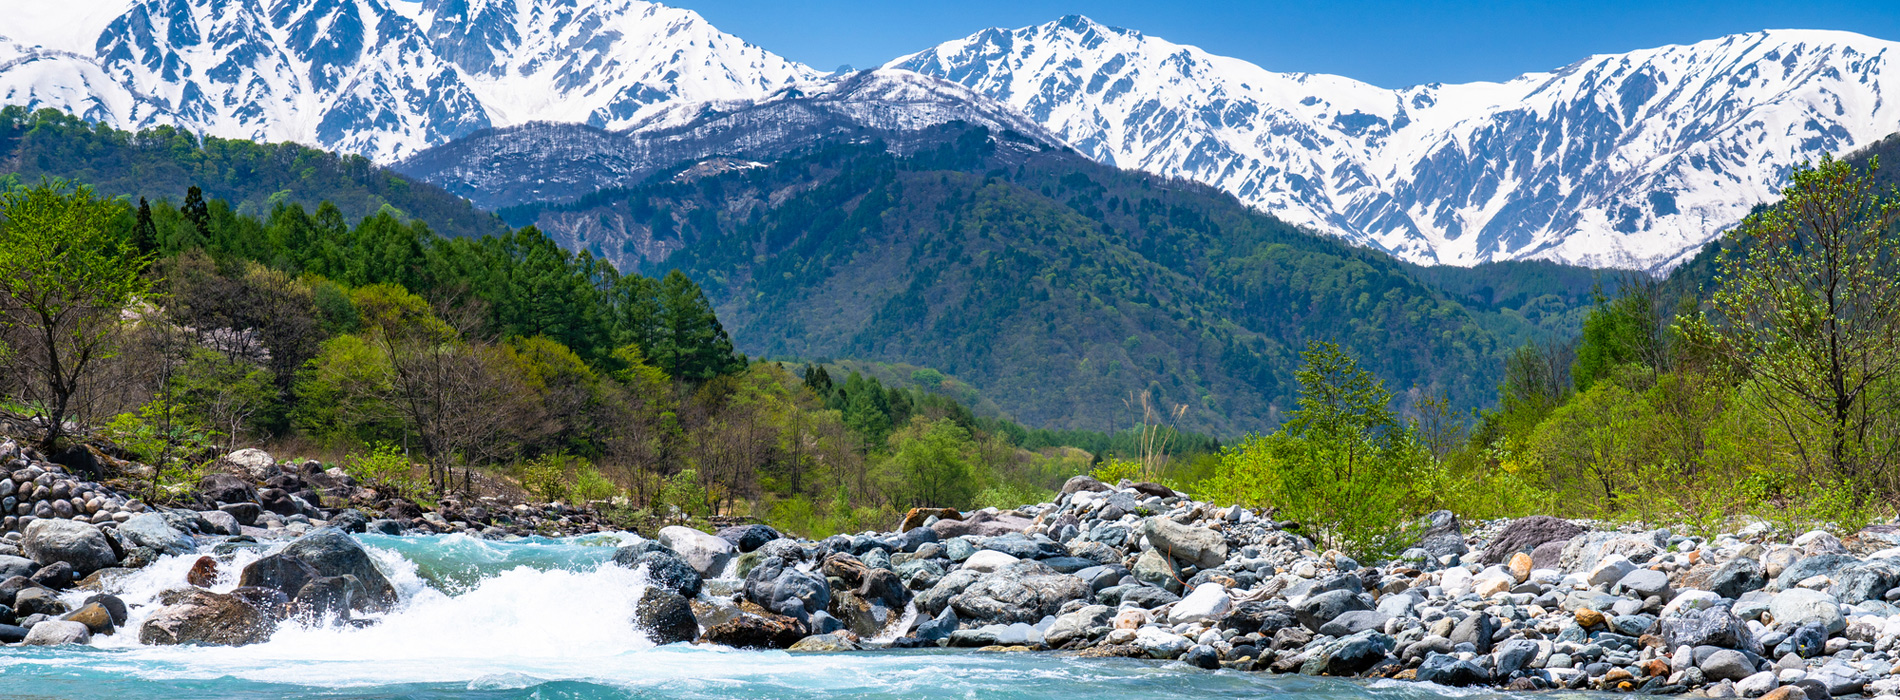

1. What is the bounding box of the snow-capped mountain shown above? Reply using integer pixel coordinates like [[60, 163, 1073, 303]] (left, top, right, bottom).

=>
[[393, 68, 1066, 211], [0, 0, 819, 162], [893, 17, 1900, 269]]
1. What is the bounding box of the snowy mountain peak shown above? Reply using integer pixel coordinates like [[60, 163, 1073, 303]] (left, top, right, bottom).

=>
[[894, 22, 1900, 269], [0, 0, 817, 161]]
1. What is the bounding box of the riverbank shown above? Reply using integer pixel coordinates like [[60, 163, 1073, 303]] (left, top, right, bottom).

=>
[[4, 438, 1900, 699]]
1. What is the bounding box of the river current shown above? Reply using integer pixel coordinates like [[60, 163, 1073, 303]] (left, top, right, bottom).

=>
[[0, 533, 1574, 699]]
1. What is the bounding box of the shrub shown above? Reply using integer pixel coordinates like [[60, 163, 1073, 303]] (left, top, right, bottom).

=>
[[343, 443, 428, 502]]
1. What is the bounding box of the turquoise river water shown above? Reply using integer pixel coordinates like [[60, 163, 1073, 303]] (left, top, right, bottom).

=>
[[0, 533, 1580, 699]]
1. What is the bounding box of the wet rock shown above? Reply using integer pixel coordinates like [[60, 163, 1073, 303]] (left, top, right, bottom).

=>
[[30, 561, 74, 589], [296, 575, 368, 620], [22, 518, 118, 576], [701, 608, 807, 648], [22, 619, 90, 645], [61, 601, 115, 635], [789, 632, 861, 652], [1481, 515, 1586, 564], [81, 593, 126, 627], [118, 513, 194, 556], [239, 553, 321, 599], [634, 589, 698, 645], [13, 587, 66, 617], [140, 589, 273, 646], [0, 624, 26, 643], [657, 526, 735, 578], [716, 524, 781, 553], [1418, 652, 1492, 686], [612, 547, 702, 599], [278, 528, 398, 610], [744, 558, 831, 620]]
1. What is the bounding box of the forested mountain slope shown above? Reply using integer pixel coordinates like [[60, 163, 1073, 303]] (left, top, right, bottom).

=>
[[505, 125, 1591, 435], [0, 107, 508, 239]]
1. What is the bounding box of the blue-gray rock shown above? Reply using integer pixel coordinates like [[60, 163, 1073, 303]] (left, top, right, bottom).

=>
[[118, 513, 195, 556], [948, 563, 1088, 624], [744, 558, 831, 621], [1830, 560, 1900, 604], [1494, 638, 1541, 677], [1182, 643, 1221, 669], [1296, 589, 1372, 632], [1699, 648, 1756, 682], [1788, 622, 1827, 658], [913, 606, 957, 642], [0, 623, 25, 643], [716, 524, 781, 553], [1318, 610, 1391, 637], [0, 555, 34, 580], [328, 510, 369, 534], [1449, 612, 1497, 654], [1617, 568, 1671, 599], [1662, 606, 1748, 649], [1710, 557, 1767, 599], [1417, 652, 1492, 686], [1774, 554, 1857, 591], [1612, 614, 1656, 637], [279, 528, 398, 610], [1224, 600, 1298, 636], [612, 548, 702, 599], [1306, 630, 1394, 676], [1417, 510, 1469, 558], [633, 589, 697, 645], [1039, 556, 1097, 574]]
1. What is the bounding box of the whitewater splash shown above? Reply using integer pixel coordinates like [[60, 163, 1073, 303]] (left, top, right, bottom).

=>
[[7, 533, 1556, 699]]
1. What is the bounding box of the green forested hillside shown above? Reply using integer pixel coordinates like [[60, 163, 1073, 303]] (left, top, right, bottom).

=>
[[0, 107, 507, 240], [506, 126, 1593, 435]]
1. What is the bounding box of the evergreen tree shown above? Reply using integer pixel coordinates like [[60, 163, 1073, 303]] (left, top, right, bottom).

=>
[[652, 270, 745, 381], [132, 197, 158, 254], [181, 185, 210, 238]]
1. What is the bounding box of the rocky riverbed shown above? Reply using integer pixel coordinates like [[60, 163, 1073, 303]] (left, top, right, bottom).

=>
[[8, 438, 1900, 700]]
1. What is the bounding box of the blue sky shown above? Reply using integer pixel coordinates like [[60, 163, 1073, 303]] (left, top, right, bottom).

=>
[[668, 0, 1900, 88]]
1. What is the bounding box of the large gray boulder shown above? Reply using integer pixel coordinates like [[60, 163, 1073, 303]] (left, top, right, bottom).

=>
[[633, 589, 697, 645], [744, 558, 830, 621], [657, 526, 734, 578], [1295, 589, 1371, 632], [278, 528, 398, 610], [118, 513, 195, 556], [1662, 606, 1749, 649], [948, 562, 1088, 624], [1044, 604, 1113, 647], [22, 619, 91, 646], [139, 589, 273, 646], [1770, 588, 1845, 634], [1773, 554, 1857, 591], [612, 547, 702, 599], [217, 448, 279, 480], [1480, 515, 1585, 564], [1140, 517, 1228, 568], [22, 519, 118, 576], [1709, 557, 1767, 599]]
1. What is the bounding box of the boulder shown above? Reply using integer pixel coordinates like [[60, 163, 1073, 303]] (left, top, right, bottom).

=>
[[1700, 649, 1757, 682], [277, 528, 398, 610], [238, 553, 322, 600], [1139, 517, 1227, 568], [788, 632, 861, 652], [61, 601, 116, 635], [657, 526, 735, 578], [1417, 510, 1469, 558], [197, 510, 241, 536], [22, 519, 118, 576], [930, 511, 1030, 538], [1059, 475, 1111, 495], [1132, 549, 1183, 594], [1480, 515, 1586, 564], [1617, 568, 1672, 599], [1449, 612, 1497, 654], [1045, 604, 1113, 647], [715, 525, 780, 553], [1769, 589, 1844, 634], [1295, 589, 1371, 632], [218, 502, 262, 527], [118, 513, 194, 556], [1772, 554, 1856, 592], [1588, 555, 1637, 587], [197, 473, 258, 505], [139, 589, 273, 645], [218, 448, 279, 480], [899, 507, 961, 532], [634, 589, 697, 645], [0, 555, 35, 580], [13, 587, 67, 617], [1318, 610, 1391, 637], [700, 608, 806, 648], [1417, 652, 1492, 686], [963, 550, 1021, 573], [296, 575, 368, 620], [1662, 606, 1749, 649], [613, 546, 702, 599], [948, 563, 1088, 624], [22, 619, 91, 645], [1168, 583, 1232, 624], [82, 593, 127, 627], [1710, 557, 1768, 599], [743, 558, 831, 620]]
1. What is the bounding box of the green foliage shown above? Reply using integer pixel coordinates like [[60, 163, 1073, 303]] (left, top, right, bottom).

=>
[[887, 418, 978, 509], [342, 443, 428, 503], [0, 178, 150, 446], [1195, 343, 1427, 559], [1090, 459, 1146, 485]]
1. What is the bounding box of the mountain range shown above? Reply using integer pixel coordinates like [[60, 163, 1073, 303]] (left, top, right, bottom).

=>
[[4, 0, 1896, 270]]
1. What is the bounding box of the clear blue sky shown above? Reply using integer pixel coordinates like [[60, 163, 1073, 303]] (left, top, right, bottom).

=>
[[668, 0, 1900, 89]]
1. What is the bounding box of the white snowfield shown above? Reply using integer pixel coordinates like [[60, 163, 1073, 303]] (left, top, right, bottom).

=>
[[2, 2, 1897, 270]]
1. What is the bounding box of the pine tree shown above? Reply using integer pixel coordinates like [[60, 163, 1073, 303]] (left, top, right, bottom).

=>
[[652, 270, 745, 381], [132, 197, 158, 254], [181, 185, 210, 238]]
